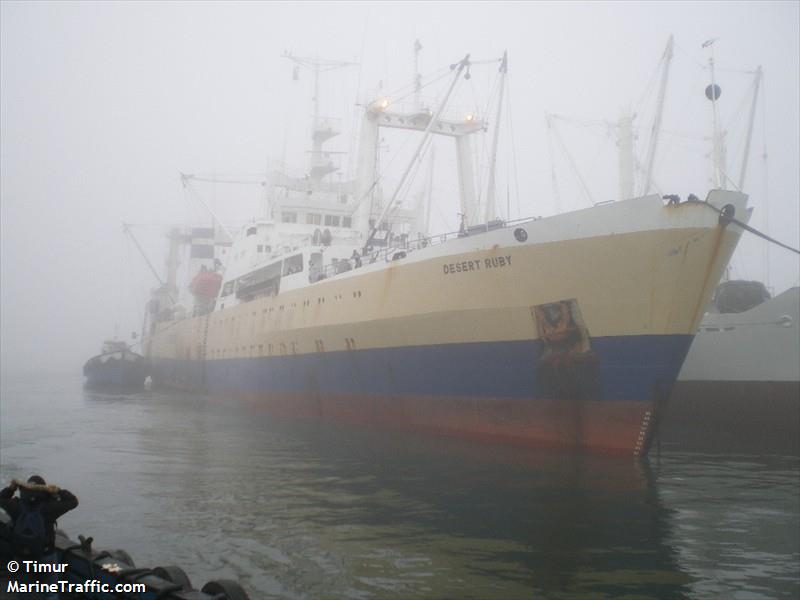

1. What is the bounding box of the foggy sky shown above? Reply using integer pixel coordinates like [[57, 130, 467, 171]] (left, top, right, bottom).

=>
[[2, 1, 798, 375]]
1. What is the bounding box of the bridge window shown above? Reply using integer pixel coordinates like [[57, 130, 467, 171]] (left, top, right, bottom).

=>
[[306, 213, 322, 225], [282, 212, 297, 223], [324, 214, 340, 227]]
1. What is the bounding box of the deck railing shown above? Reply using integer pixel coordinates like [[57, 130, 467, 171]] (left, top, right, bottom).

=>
[[315, 216, 538, 282]]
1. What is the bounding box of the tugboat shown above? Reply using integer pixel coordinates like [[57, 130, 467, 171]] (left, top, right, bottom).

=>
[[83, 339, 148, 390]]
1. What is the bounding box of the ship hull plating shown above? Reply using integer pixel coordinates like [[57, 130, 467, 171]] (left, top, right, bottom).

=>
[[83, 360, 148, 390], [150, 334, 693, 455]]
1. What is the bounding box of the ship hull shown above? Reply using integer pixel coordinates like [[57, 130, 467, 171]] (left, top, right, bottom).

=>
[[149, 334, 692, 455], [145, 192, 749, 456], [83, 361, 148, 390], [662, 380, 800, 455], [662, 287, 800, 455]]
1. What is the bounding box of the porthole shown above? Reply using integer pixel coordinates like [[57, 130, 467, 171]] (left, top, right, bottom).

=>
[[514, 228, 528, 242]]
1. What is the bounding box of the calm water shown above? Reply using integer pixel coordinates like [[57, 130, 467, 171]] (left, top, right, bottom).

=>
[[1, 373, 798, 599]]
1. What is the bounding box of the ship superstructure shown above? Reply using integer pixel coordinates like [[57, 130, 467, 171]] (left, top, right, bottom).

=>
[[142, 50, 749, 456]]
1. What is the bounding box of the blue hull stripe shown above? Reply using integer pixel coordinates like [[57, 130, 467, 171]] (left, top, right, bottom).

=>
[[150, 334, 693, 403]]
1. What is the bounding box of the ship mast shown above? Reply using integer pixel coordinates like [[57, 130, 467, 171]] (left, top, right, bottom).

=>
[[738, 66, 763, 191], [545, 114, 562, 213], [546, 113, 595, 206], [180, 173, 234, 240], [282, 52, 358, 181], [616, 110, 636, 201], [640, 35, 674, 197], [703, 38, 727, 189], [122, 222, 177, 308], [413, 39, 423, 111], [424, 146, 435, 235], [484, 51, 507, 221], [366, 55, 472, 245], [123, 223, 166, 288]]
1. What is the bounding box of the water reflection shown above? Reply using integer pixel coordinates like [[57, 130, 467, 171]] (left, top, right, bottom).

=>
[[2, 375, 797, 599], [126, 392, 691, 599]]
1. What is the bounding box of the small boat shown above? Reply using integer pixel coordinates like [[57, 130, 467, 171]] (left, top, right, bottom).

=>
[[83, 340, 148, 390]]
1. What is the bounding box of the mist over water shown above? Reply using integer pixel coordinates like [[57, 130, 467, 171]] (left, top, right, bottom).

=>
[[2, 4, 798, 599], [2, 373, 798, 599], [2, 2, 799, 376]]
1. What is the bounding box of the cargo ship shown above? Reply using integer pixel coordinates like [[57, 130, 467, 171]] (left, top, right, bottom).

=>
[[141, 52, 748, 456]]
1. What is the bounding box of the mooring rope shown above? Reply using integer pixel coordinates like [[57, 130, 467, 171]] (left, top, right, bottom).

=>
[[686, 197, 800, 255]]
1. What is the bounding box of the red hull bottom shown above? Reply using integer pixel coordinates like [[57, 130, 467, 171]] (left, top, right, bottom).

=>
[[225, 392, 653, 457]]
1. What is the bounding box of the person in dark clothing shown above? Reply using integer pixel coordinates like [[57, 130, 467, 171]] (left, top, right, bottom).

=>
[[1, 476, 78, 599], [0, 475, 78, 557]]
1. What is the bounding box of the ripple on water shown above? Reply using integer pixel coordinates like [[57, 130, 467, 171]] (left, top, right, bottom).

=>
[[1, 375, 798, 599]]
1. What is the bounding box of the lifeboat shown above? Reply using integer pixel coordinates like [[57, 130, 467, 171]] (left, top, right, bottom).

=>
[[190, 269, 222, 299]]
